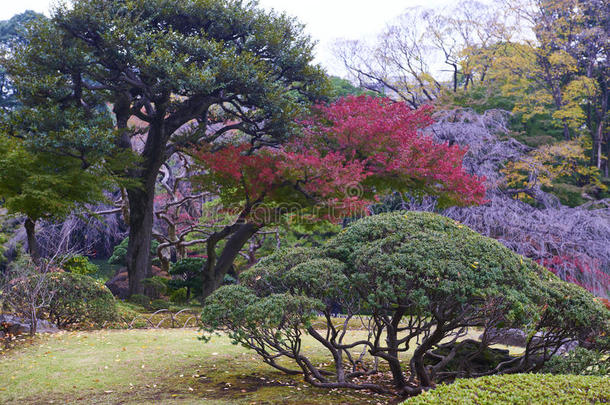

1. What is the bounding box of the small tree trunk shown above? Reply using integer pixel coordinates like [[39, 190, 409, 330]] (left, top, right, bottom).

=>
[[177, 244, 186, 261], [604, 137, 610, 177], [158, 245, 171, 273], [410, 322, 445, 389], [201, 222, 259, 300], [562, 121, 570, 141], [385, 310, 407, 390], [24, 217, 40, 264], [29, 307, 37, 336], [594, 123, 603, 169]]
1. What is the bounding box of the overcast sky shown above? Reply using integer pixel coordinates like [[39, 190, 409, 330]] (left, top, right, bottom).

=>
[[0, 0, 455, 75]]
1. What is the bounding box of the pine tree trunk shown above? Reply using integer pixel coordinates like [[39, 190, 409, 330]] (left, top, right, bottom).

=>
[[120, 115, 167, 297], [126, 185, 155, 296]]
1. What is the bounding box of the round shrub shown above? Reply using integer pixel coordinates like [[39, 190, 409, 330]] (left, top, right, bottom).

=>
[[44, 272, 117, 328], [109, 237, 159, 266], [150, 299, 170, 311], [142, 276, 168, 299], [202, 211, 610, 396], [62, 255, 99, 275], [543, 347, 610, 376], [401, 374, 610, 404], [169, 287, 188, 304]]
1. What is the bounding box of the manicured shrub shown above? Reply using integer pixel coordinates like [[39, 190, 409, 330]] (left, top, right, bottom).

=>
[[202, 211, 610, 396], [150, 299, 170, 311], [62, 255, 99, 275], [108, 237, 129, 266], [44, 272, 117, 328], [401, 374, 610, 404], [169, 288, 188, 304], [109, 237, 159, 266], [169, 258, 205, 300], [142, 276, 168, 299]]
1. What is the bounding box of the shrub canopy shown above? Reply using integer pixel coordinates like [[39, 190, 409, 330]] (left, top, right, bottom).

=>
[[23, 272, 118, 328]]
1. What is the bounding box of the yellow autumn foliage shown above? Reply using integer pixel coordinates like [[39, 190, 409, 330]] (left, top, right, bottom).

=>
[[502, 137, 605, 192]]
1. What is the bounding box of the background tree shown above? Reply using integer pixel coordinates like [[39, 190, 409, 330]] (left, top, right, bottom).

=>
[[335, 1, 512, 106], [0, 10, 45, 111], [153, 153, 205, 273], [6, 0, 328, 296], [0, 221, 80, 336], [502, 0, 608, 165], [421, 108, 610, 297], [0, 254, 55, 336], [0, 135, 112, 262]]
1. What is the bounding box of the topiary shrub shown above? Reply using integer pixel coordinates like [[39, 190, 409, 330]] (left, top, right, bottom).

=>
[[202, 211, 610, 397], [109, 237, 159, 266], [44, 272, 117, 328], [542, 346, 610, 376], [149, 299, 170, 311], [142, 276, 168, 299]]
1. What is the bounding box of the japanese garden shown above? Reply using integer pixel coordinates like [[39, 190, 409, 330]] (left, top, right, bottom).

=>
[[0, 0, 608, 404]]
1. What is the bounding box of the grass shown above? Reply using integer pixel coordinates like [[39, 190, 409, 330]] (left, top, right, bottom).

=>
[[0, 329, 395, 404], [0, 324, 575, 404], [401, 374, 610, 405]]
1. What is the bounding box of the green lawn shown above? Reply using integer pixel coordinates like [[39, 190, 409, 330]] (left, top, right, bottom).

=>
[[0, 326, 554, 404], [0, 329, 394, 404]]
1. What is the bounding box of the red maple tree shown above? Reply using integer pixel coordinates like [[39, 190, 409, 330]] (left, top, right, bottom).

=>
[[194, 96, 485, 223], [188, 96, 486, 298]]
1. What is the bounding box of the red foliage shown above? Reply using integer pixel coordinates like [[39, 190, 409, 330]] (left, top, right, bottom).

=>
[[539, 255, 610, 296], [191, 96, 486, 223], [596, 297, 610, 311], [303, 96, 486, 205]]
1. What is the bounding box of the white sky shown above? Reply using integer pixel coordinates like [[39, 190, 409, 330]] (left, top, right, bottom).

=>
[[0, 0, 455, 75]]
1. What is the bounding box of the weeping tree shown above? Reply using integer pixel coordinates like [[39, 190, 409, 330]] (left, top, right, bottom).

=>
[[202, 212, 610, 397], [425, 109, 610, 297], [5, 0, 328, 295], [376, 108, 609, 297]]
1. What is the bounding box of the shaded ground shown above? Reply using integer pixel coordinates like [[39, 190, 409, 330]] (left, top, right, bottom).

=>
[[0, 329, 395, 404]]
